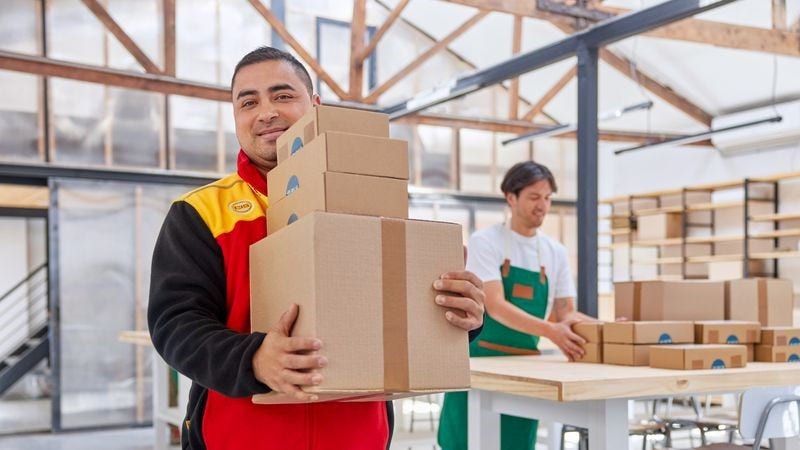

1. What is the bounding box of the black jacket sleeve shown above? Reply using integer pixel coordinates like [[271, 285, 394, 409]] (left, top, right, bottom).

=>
[[147, 201, 270, 397]]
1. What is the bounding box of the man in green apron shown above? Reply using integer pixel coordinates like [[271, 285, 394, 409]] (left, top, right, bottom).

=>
[[438, 161, 594, 450]]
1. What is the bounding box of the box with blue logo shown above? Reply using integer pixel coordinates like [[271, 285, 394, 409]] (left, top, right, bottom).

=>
[[604, 321, 695, 345], [754, 345, 800, 363], [649, 344, 747, 370], [276, 105, 390, 163], [761, 327, 800, 346], [694, 321, 761, 344]]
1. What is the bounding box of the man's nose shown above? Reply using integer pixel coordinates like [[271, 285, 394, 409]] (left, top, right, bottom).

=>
[[256, 104, 279, 122]]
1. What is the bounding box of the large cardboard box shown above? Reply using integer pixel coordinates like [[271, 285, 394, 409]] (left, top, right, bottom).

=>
[[604, 321, 694, 345], [267, 172, 408, 233], [636, 212, 682, 241], [694, 321, 761, 344], [572, 322, 603, 342], [250, 211, 469, 403], [267, 131, 409, 205], [726, 278, 794, 327], [614, 281, 725, 321], [754, 345, 800, 362], [761, 327, 800, 346], [575, 343, 602, 364], [603, 343, 651, 366], [708, 261, 766, 281], [649, 344, 747, 370], [276, 105, 390, 163]]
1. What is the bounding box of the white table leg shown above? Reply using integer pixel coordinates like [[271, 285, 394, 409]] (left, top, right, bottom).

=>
[[468, 389, 500, 450], [549, 422, 563, 450], [586, 398, 629, 450]]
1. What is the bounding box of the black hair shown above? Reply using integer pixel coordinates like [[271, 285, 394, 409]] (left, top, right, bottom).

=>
[[231, 46, 314, 97], [500, 161, 558, 196]]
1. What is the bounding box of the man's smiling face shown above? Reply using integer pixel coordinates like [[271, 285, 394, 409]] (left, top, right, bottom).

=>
[[232, 60, 320, 175]]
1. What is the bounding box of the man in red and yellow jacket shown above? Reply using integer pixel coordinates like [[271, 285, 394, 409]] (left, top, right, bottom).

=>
[[148, 46, 485, 450]]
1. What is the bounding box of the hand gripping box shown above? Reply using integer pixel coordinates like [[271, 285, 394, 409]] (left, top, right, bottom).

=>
[[649, 344, 747, 370], [614, 280, 724, 321], [694, 321, 761, 345], [276, 105, 390, 163], [725, 278, 794, 327], [250, 211, 470, 403]]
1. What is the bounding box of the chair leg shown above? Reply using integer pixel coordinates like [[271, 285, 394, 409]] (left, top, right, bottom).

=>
[[560, 426, 566, 450]]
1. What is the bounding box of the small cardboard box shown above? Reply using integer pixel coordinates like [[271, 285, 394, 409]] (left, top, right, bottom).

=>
[[694, 321, 761, 344], [726, 278, 794, 327], [603, 343, 651, 366], [267, 172, 408, 233], [754, 345, 800, 363], [636, 212, 682, 241], [604, 321, 694, 345], [572, 322, 603, 343], [649, 344, 747, 370], [276, 105, 390, 163], [614, 281, 725, 321], [575, 343, 602, 363], [267, 131, 409, 205], [250, 211, 469, 403], [761, 327, 800, 346]]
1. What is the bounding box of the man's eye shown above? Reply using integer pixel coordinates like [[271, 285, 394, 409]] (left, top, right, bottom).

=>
[[276, 94, 292, 100], [241, 100, 255, 108]]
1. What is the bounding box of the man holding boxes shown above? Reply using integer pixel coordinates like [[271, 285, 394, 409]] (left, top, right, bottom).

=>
[[148, 46, 485, 450]]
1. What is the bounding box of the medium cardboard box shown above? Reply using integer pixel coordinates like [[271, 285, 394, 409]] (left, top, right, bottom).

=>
[[726, 278, 794, 327], [708, 261, 766, 281], [575, 343, 602, 363], [614, 281, 725, 321], [754, 345, 800, 363], [572, 322, 603, 342], [276, 105, 390, 163], [603, 343, 651, 366], [694, 321, 761, 344], [649, 344, 747, 370], [636, 212, 682, 241], [250, 211, 469, 403], [267, 172, 408, 233], [604, 321, 694, 345], [267, 131, 409, 205], [761, 327, 800, 346]]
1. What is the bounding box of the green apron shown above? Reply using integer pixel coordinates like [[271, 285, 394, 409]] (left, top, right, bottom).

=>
[[438, 247, 549, 450]]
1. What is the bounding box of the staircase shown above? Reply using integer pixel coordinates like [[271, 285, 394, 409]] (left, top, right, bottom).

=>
[[0, 263, 49, 396]]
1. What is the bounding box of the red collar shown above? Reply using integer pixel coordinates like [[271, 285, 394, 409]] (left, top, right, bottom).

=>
[[236, 150, 268, 196]]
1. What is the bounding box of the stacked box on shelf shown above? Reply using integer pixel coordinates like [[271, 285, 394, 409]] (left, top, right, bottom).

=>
[[572, 322, 603, 363], [725, 278, 794, 327], [615, 280, 725, 322], [603, 321, 694, 366]]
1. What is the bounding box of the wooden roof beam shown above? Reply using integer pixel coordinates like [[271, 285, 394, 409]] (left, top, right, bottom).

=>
[[246, 0, 349, 99], [522, 65, 577, 121], [163, 0, 176, 76], [363, 10, 489, 103], [356, 0, 410, 63], [79, 0, 162, 74], [508, 15, 523, 119], [349, 0, 367, 100], [773, 0, 786, 30]]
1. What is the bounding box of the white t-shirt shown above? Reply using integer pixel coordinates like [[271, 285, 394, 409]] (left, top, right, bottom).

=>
[[466, 223, 577, 320]]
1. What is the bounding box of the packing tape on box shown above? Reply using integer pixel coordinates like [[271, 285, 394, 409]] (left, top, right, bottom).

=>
[[758, 279, 768, 325], [381, 219, 410, 391], [633, 282, 642, 321]]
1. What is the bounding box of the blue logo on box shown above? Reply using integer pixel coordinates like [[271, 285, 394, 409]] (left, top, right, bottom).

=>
[[658, 333, 672, 344], [291, 137, 304, 156], [788, 354, 800, 363], [286, 176, 300, 196], [789, 337, 800, 346], [726, 335, 739, 344], [711, 359, 726, 369], [287, 213, 298, 225]]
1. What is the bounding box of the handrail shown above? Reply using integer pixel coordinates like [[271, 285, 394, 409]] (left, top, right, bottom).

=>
[[0, 262, 47, 305]]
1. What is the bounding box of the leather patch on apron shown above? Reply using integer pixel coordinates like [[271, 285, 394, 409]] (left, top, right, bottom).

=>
[[478, 340, 540, 356], [511, 283, 534, 300]]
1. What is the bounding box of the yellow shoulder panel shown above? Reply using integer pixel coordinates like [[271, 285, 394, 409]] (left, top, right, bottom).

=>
[[179, 173, 268, 238]]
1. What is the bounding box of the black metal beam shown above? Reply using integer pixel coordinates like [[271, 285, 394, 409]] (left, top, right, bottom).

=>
[[0, 162, 217, 186], [0, 207, 48, 218]]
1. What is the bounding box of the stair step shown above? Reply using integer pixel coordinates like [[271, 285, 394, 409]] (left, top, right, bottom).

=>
[[27, 337, 43, 347], [4, 356, 21, 366]]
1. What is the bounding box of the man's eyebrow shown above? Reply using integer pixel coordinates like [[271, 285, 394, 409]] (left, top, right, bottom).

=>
[[235, 89, 258, 100], [267, 84, 296, 93]]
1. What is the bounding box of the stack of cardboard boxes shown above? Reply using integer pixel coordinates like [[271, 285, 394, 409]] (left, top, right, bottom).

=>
[[757, 327, 800, 362], [249, 106, 470, 403]]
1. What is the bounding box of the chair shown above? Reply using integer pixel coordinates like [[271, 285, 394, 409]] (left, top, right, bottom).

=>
[[667, 386, 800, 450]]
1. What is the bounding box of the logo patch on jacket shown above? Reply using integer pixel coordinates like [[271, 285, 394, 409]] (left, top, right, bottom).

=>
[[229, 200, 254, 214]]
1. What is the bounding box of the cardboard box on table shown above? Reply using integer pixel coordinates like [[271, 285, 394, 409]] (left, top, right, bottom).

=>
[[602, 321, 694, 366], [614, 281, 725, 321], [636, 212, 682, 241], [603, 343, 652, 366], [754, 345, 800, 363], [250, 211, 470, 403], [276, 105, 390, 163], [761, 327, 800, 346], [649, 344, 747, 370], [694, 321, 761, 345], [575, 343, 603, 364], [747, 344, 754, 362], [572, 322, 603, 363], [725, 278, 794, 327]]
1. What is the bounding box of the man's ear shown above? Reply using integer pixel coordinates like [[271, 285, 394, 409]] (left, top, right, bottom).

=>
[[311, 94, 321, 106], [505, 192, 516, 207]]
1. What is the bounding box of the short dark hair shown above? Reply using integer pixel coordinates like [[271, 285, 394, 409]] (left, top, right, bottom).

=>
[[231, 46, 314, 97], [500, 161, 558, 196]]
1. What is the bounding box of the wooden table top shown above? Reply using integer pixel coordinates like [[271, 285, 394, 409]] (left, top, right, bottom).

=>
[[470, 355, 800, 402], [118, 330, 152, 346]]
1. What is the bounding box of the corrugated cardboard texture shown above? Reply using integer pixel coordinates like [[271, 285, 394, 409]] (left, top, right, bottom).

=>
[[754, 345, 800, 362], [268, 131, 409, 204], [694, 321, 761, 344], [726, 278, 794, 326], [575, 343, 602, 363], [603, 343, 651, 366], [604, 321, 694, 344], [637, 212, 682, 241], [382, 219, 409, 391], [761, 327, 800, 346], [276, 106, 390, 163], [649, 344, 747, 370], [615, 281, 725, 321], [572, 322, 603, 343], [267, 172, 408, 233]]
